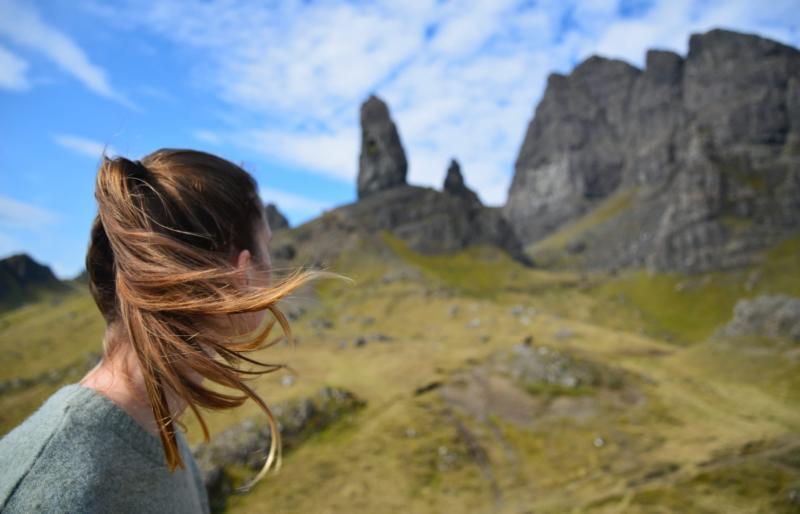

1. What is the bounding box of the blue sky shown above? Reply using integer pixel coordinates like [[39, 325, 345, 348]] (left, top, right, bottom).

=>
[[1, 0, 798, 278]]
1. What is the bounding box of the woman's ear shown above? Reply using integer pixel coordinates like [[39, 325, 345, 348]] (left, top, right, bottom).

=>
[[236, 249, 253, 285]]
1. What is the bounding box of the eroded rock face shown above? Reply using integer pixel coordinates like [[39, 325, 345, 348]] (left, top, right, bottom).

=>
[[505, 57, 641, 243], [505, 29, 800, 272], [357, 95, 408, 199]]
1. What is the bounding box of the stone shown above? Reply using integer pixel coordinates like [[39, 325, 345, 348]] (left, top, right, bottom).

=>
[[357, 95, 408, 199], [192, 388, 365, 509], [716, 294, 800, 342], [310, 318, 334, 330]]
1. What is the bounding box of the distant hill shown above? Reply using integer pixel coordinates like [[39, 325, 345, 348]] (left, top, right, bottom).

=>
[[0, 254, 70, 310], [504, 28, 800, 272]]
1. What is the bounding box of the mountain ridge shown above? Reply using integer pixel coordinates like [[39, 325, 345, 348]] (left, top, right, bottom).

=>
[[505, 28, 800, 272]]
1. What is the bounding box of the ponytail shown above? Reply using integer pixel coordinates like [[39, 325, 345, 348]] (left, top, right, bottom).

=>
[[86, 150, 344, 488]]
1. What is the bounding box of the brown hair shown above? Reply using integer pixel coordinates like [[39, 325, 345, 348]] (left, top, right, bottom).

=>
[[86, 148, 336, 486]]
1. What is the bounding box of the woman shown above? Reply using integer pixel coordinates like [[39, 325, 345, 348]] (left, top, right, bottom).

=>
[[0, 149, 332, 512]]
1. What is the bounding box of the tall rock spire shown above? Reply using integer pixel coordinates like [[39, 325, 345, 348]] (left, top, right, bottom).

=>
[[443, 159, 481, 205], [357, 95, 408, 199]]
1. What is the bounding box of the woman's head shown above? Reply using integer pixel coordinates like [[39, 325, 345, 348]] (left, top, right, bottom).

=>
[[85, 148, 328, 483]]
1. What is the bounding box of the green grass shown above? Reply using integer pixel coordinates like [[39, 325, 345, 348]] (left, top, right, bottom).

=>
[[379, 231, 530, 299], [0, 286, 105, 433], [578, 235, 800, 344], [528, 188, 636, 259]]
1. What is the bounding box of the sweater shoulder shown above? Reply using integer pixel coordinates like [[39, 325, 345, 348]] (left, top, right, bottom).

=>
[[0, 384, 86, 510]]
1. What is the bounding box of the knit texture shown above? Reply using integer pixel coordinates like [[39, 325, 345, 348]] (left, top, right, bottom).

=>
[[0, 383, 210, 513]]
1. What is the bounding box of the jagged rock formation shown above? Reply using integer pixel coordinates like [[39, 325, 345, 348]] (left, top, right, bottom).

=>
[[0, 253, 67, 309], [277, 184, 529, 268], [264, 202, 289, 231], [193, 387, 365, 512], [505, 29, 800, 272], [357, 95, 408, 199], [274, 98, 530, 268], [716, 295, 800, 342], [443, 159, 481, 206]]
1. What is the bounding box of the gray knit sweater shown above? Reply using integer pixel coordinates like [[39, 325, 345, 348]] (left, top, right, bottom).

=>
[[0, 383, 210, 513]]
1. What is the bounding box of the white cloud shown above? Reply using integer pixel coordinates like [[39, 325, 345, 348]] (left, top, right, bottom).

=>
[[53, 134, 117, 159], [0, 43, 29, 90], [242, 127, 359, 182], [84, 0, 800, 206], [259, 186, 333, 219], [192, 129, 222, 145], [0, 194, 57, 229], [0, 0, 134, 107]]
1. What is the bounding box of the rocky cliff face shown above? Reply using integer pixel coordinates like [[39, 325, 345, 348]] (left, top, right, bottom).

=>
[[505, 29, 800, 272], [357, 95, 408, 199]]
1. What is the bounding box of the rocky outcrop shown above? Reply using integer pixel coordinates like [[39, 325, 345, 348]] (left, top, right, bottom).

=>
[[264, 202, 289, 231], [274, 97, 530, 268], [357, 95, 408, 199], [443, 159, 481, 206], [193, 387, 365, 512], [282, 184, 530, 267], [505, 29, 800, 272], [0, 253, 67, 309], [716, 295, 800, 342]]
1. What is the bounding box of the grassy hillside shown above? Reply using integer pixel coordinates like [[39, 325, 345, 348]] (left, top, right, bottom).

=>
[[1, 233, 798, 513]]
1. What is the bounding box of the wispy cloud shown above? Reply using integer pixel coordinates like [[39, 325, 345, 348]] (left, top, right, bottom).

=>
[[53, 134, 117, 159], [0, 43, 29, 90], [0, 0, 135, 108], [259, 186, 332, 220], [192, 129, 223, 145], [85, 0, 800, 205], [243, 128, 358, 182], [0, 194, 57, 229]]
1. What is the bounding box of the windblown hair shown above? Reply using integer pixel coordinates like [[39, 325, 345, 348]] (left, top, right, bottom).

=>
[[86, 148, 334, 487]]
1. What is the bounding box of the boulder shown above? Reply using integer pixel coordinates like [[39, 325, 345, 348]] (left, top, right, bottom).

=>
[[716, 294, 800, 342]]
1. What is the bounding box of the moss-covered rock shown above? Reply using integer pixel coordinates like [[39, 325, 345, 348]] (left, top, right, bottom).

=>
[[192, 387, 365, 512]]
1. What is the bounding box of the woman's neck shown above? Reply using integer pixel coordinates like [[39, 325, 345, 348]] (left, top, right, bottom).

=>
[[79, 336, 188, 438]]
